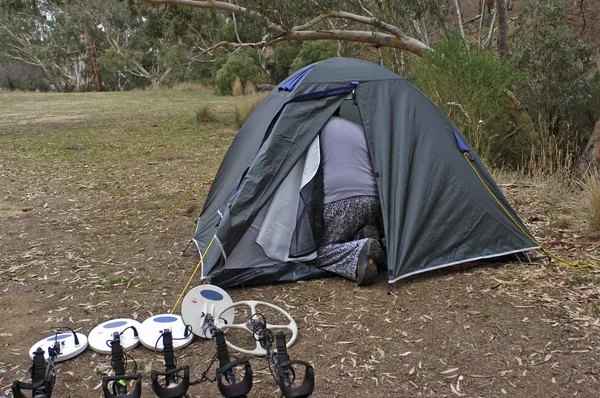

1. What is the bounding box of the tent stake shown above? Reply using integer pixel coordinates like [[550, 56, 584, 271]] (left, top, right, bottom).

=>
[[181, 239, 193, 256], [387, 283, 395, 295]]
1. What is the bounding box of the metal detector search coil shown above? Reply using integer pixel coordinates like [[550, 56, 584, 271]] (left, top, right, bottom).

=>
[[89, 318, 141, 354], [29, 332, 88, 362], [181, 284, 234, 338], [138, 314, 193, 351]]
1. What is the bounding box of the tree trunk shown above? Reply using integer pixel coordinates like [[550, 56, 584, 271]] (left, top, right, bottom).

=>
[[496, 0, 508, 57], [84, 24, 103, 92], [453, 0, 470, 51], [74, 56, 87, 92]]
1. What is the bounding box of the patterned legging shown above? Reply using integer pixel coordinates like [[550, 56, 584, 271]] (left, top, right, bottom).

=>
[[311, 196, 383, 280]]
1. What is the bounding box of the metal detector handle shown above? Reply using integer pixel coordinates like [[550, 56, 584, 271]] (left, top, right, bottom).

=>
[[161, 330, 177, 373], [31, 347, 47, 384], [213, 328, 253, 397], [213, 329, 235, 385], [275, 331, 315, 398], [102, 332, 142, 397], [276, 331, 290, 366], [11, 348, 55, 398], [216, 357, 253, 398], [110, 333, 126, 379], [150, 329, 190, 398], [112, 333, 127, 395], [275, 331, 292, 388], [11, 379, 52, 398], [278, 360, 315, 398], [102, 374, 142, 398], [150, 366, 190, 398]]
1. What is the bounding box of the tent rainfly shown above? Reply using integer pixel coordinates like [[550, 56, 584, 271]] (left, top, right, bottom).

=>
[[192, 57, 538, 287]]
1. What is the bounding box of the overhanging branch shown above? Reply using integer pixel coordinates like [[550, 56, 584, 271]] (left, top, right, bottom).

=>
[[141, 0, 284, 32], [141, 1, 431, 56], [200, 29, 429, 56]]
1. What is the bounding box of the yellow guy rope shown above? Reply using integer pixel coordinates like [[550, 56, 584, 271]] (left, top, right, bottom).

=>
[[167, 161, 222, 217], [167, 161, 221, 313], [170, 235, 216, 314], [463, 152, 599, 270]]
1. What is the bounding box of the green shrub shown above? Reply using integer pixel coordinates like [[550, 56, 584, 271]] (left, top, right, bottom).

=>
[[16, 76, 32, 91], [408, 33, 530, 166], [215, 50, 267, 95], [269, 41, 302, 83], [512, 0, 600, 169], [289, 41, 338, 74]]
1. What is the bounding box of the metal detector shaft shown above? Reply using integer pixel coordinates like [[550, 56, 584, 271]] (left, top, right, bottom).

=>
[[150, 329, 190, 398], [252, 318, 315, 398], [102, 332, 142, 398], [205, 315, 252, 398]]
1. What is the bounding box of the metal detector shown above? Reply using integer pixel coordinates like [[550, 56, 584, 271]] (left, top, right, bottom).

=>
[[181, 285, 252, 398], [13, 327, 87, 398], [214, 300, 298, 357], [101, 331, 142, 398], [150, 328, 191, 398], [248, 313, 315, 398]]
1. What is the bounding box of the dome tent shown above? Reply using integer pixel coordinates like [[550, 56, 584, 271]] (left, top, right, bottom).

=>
[[192, 57, 538, 287]]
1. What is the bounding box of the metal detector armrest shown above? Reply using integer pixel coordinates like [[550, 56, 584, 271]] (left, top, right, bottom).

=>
[[278, 360, 315, 398], [150, 366, 190, 398], [11, 379, 53, 398], [216, 356, 253, 398]]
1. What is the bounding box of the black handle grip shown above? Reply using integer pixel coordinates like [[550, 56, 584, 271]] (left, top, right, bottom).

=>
[[161, 330, 176, 372], [213, 328, 236, 386], [110, 333, 126, 377], [31, 347, 47, 384], [102, 374, 142, 398], [275, 331, 290, 366]]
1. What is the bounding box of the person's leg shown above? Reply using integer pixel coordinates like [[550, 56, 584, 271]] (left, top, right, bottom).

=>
[[353, 198, 386, 270], [314, 240, 365, 280], [354, 225, 386, 271], [321, 196, 380, 243], [313, 196, 380, 284]]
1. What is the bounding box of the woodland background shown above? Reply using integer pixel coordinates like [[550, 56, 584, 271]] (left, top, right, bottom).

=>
[[1, 0, 600, 175]]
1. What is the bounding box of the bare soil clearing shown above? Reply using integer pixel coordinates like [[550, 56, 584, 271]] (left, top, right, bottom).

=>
[[0, 91, 599, 397]]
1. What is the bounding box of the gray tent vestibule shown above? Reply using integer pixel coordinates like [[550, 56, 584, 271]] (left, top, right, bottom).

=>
[[192, 57, 538, 287]]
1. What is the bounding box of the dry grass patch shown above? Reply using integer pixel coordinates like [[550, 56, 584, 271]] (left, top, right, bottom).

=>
[[578, 170, 600, 231], [243, 81, 256, 95], [171, 81, 208, 91], [195, 105, 219, 124], [234, 94, 267, 128], [232, 78, 243, 96]]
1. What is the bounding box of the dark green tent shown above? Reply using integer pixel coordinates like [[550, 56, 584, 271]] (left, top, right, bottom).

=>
[[192, 57, 538, 287]]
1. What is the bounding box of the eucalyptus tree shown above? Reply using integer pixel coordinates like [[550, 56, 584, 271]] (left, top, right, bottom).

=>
[[0, 1, 61, 88], [139, 0, 451, 57], [0, 0, 107, 91]]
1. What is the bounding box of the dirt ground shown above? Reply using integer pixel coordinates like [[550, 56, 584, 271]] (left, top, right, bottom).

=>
[[1, 91, 599, 398]]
